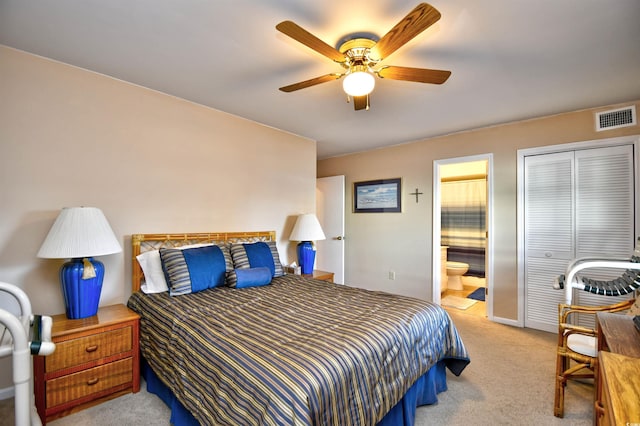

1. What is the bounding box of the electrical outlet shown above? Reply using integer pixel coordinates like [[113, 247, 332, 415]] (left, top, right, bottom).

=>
[[389, 270, 395, 280]]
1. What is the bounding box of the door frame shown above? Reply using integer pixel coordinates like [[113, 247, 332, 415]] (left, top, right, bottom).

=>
[[516, 135, 640, 327], [432, 153, 494, 321]]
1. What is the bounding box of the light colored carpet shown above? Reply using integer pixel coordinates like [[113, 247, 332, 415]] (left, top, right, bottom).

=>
[[416, 309, 591, 425], [0, 309, 592, 425], [441, 295, 477, 310]]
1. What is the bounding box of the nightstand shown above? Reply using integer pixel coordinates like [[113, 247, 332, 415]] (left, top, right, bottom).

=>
[[33, 304, 140, 424], [303, 270, 334, 283]]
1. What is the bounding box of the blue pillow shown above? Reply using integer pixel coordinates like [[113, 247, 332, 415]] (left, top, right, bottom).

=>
[[160, 245, 232, 296], [230, 241, 284, 277], [227, 267, 272, 289]]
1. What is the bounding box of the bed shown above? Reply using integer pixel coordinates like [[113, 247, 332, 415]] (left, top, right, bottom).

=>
[[127, 231, 469, 425]]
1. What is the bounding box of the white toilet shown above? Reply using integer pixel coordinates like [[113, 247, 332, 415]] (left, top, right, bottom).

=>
[[446, 261, 469, 290]]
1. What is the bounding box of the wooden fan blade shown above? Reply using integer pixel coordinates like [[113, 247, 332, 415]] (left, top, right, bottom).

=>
[[377, 66, 451, 84], [279, 73, 343, 92], [276, 21, 346, 63], [370, 3, 441, 61], [353, 95, 369, 111]]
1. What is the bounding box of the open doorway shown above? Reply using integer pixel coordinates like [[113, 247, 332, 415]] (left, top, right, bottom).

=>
[[433, 154, 493, 320]]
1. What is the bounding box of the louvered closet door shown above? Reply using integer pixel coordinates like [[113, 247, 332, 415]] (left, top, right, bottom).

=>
[[524, 144, 635, 332], [524, 152, 575, 332], [573, 145, 635, 324]]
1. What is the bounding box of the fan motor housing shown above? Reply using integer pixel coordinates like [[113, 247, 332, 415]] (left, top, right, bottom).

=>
[[338, 38, 378, 68]]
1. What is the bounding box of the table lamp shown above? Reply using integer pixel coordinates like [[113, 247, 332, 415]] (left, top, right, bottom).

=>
[[37, 207, 122, 319], [289, 213, 326, 274]]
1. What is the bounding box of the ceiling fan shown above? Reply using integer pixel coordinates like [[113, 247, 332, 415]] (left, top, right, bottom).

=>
[[276, 2, 451, 111]]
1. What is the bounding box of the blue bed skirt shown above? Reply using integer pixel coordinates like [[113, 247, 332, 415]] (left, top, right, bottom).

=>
[[141, 357, 448, 426]]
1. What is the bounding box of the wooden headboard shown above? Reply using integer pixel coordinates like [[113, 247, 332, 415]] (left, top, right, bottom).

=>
[[131, 231, 277, 292]]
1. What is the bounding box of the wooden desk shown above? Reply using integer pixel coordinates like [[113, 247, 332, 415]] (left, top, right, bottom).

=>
[[595, 312, 640, 425], [596, 351, 640, 426], [596, 312, 640, 356]]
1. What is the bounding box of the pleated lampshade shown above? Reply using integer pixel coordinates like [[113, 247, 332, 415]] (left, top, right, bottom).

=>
[[38, 207, 121, 259], [289, 214, 326, 242]]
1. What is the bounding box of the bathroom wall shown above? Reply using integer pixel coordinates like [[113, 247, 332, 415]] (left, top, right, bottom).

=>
[[440, 161, 487, 277], [440, 161, 487, 278]]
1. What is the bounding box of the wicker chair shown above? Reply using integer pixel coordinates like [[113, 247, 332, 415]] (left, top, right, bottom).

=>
[[552, 240, 640, 417], [553, 298, 635, 417]]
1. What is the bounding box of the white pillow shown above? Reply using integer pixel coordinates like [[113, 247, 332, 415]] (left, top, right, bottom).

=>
[[137, 243, 215, 294], [137, 250, 168, 294]]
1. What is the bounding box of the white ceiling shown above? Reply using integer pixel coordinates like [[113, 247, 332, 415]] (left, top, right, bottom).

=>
[[2, 1, 639, 159]]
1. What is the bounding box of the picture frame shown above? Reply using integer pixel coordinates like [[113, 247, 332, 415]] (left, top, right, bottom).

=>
[[353, 178, 402, 213]]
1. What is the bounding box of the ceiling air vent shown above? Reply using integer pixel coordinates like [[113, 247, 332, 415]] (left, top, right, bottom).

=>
[[595, 105, 636, 131]]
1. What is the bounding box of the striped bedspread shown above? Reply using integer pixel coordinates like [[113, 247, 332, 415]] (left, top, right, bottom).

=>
[[127, 274, 469, 425]]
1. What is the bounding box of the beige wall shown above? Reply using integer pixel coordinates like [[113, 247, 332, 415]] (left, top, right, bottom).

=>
[[0, 46, 316, 392], [318, 101, 640, 321]]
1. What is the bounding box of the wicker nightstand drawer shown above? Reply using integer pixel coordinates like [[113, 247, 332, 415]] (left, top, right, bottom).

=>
[[34, 304, 140, 424], [45, 327, 132, 373], [46, 357, 133, 407]]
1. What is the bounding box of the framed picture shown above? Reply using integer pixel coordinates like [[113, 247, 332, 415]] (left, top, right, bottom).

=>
[[353, 178, 402, 213]]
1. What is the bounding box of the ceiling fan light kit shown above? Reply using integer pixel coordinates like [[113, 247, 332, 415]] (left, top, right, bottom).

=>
[[276, 2, 451, 111], [343, 67, 375, 97]]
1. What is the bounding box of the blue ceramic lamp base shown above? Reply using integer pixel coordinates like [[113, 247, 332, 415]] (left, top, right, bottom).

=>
[[296, 241, 316, 275], [60, 257, 104, 319]]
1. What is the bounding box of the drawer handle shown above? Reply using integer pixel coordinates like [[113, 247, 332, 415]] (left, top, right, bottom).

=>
[[87, 378, 99, 386], [594, 400, 605, 417], [85, 345, 98, 353]]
